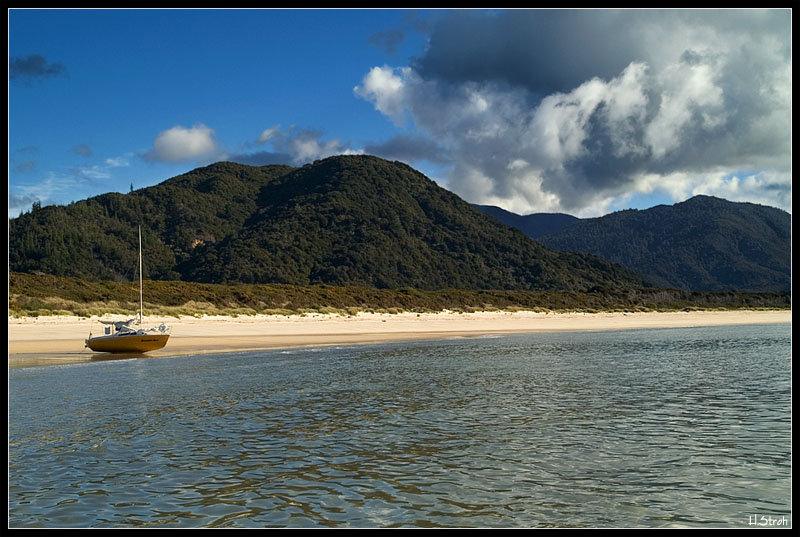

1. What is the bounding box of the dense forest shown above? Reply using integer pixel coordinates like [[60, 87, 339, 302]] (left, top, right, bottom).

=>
[[478, 196, 792, 292], [9, 156, 646, 292], [9, 162, 293, 281]]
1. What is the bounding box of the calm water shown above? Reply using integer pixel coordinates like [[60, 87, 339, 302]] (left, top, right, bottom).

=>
[[9, 324, 792, 528]]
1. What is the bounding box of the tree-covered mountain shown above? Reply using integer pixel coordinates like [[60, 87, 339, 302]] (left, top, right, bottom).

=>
[[9, 162, 293, 281], [8, 155, 647, 291], [528, 196, 790, 292]]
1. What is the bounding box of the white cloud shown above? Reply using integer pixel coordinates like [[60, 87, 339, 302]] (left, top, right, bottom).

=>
[[602, 62, 649, 158], [258, 125, 281, 144], [288, 133, 362, 163], [146, 124, 219, 163], [529, 77, 610, 166], [105, 155, 131, 168], [644, 60, 725, 159], [354, 66, 414, 125]]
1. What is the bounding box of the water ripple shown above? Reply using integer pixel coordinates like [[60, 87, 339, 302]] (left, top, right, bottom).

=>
[[9, 324, 792, 528]]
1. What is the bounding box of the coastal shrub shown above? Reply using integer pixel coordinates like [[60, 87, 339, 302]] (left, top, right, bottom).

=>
[[8, 272, 791, 318]]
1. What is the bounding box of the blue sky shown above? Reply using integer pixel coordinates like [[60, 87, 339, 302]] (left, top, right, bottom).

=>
[[9, 9, 792, 219]]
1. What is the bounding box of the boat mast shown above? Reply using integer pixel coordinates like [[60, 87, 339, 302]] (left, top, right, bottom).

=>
[[138, 226, 143, 326]]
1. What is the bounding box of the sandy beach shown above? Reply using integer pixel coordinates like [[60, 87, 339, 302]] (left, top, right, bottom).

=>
[[8, 309, 790, 368]]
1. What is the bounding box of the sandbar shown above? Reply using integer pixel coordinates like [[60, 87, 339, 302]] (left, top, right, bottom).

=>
[[8, 309, 791, 368]]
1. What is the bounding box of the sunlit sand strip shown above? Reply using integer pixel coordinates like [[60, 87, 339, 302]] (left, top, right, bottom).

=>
[[8, 309, 791, 368]]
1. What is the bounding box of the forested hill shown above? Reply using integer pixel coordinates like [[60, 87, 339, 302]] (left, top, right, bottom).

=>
[[8, 155, 646, 291], [9, 162, 293, 282], [534, 196, 791, 293]]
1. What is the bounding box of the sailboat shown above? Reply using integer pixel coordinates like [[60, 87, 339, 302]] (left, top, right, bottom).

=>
[[85, 227, 170, 353]]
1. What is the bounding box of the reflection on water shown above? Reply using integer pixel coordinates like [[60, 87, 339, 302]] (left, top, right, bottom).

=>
[[9, 324, 792, 528]]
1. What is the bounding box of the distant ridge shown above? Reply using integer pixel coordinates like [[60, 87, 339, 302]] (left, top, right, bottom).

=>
[[480, 196, 791, 293], [9, 155, 646, 292], [473, 205, 578, 239]]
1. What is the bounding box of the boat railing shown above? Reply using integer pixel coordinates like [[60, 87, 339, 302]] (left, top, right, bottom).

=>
[[97, 318, 169, 336]]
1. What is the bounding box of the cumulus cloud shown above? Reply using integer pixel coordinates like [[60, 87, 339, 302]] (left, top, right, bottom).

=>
[[354, 66, 415, 125], [144, 124, 220, 163], [355, 9, 792, 215]]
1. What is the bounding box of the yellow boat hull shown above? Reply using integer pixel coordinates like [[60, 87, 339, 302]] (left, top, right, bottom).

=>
[[86, 334, 170, 353]]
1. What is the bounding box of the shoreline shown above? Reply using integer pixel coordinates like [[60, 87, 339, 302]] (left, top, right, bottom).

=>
[[8, 309, 791, 368]]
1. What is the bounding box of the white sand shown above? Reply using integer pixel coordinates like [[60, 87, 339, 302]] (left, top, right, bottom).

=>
[[8, 309, 791, 368]]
